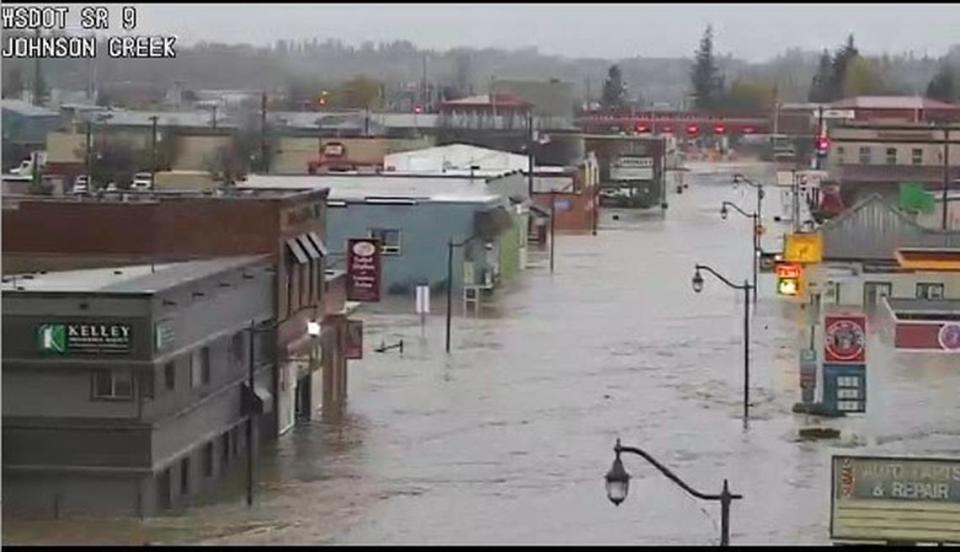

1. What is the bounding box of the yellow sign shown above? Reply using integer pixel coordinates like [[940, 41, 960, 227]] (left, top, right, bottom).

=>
[[784, 232, 823, 264]]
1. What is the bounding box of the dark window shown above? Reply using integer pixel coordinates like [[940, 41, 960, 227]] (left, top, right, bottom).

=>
[[203, 442, 214, 477], [300, 263, 310, 307], [92, 370, 134, 400], [286, 260, 296, 316], [836, 146, 845, 161], [885, 147, 897, 165], [221, 432, 230, 467], [180, 457, 190, 494], [201, 346, 211, 385], [858, 146, 871, 164], [190, 350, 201, 387], [916, 283, 944, 300], [370, 228, 401, 255], [912, 148, 923, 165], [232, 426, 240, 458], [230, 333, 245, 367], [141, 371, 155, 400], [164, 362, 176, 390]]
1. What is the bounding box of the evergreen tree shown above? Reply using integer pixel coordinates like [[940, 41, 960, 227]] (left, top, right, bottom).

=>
[[808, 49, 833, 102], [829, 34, 859, 99], [926, 65, 957, 102], [690, 25, 725, 112], [600, 64, 627, 109]]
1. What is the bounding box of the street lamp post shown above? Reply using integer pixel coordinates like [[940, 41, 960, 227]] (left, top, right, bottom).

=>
[[720, 201, 759, 304], [691, 264, 753, 427], [731, 174, 765, 297], [149, 115, 159, 182], [445, 234, 493, 353], [605, 438, 743, 546]]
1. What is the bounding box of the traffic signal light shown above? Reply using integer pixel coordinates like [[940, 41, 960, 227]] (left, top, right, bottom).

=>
[[414, 105, 423, 114], [776, 263, 802, 296], [817, 136, 829, 155], [713, 124, 726, 134], [687, 124, 700, 135]]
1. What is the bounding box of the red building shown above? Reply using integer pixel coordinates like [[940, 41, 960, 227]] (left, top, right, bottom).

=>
[[831, 96, 960, 124], [576, 109, 770, 138]]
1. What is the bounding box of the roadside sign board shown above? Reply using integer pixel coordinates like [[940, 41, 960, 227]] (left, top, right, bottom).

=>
[[415, 284, 431, 314], [346, 238, 382, 302], [823, 364, 866, 413], [831, 455, 960, 544], [784, 232, 823, 264], [825, 314, 867, 364]]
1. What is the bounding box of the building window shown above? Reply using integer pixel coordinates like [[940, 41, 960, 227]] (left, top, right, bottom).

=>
[[180, 457, 190, 494], [92, 370, 134, 400], [858, 146, 871, 164], [191, 350, 202, 388], [836, 146, 845, 162], [141, 371, 155, 400], [201, 346, 211, 385], [203, 442, 214, 477], [230, 333, 245, 368], [885, 147, 897, 165], [912, 148, 923, 165], [916, 283, 944, 300], [221, 432, 230, 467], [370, 228, 401, 255], [164, 362, 176, 390]]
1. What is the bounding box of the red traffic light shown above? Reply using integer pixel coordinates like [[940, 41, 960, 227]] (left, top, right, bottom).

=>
[[817, 136, 830, 152], [687, 124, 700, 134], [636, 124, 649, 133], [414, 105, 423, 114], [713, 124, 726, 134], [743, 126, 755, 134]]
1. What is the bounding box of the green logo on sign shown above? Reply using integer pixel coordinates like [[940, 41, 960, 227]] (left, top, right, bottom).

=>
[[37, 324, 67, 354]]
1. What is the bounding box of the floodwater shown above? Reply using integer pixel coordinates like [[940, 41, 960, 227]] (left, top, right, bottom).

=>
[[5, 162, 960, 545]]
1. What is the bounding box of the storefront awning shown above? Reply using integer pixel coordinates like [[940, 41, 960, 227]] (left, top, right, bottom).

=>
[[298, 234, 321, 260], [286, 238, 308, 264], [308, 231, 329, 257]]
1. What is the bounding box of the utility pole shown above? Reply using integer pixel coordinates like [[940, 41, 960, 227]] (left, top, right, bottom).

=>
[[550, 189, 556, 274], [32, 28, 42, 106], [149, 116, 158, 181], [210, 105, 218, 129], [85, 120, 93, 181], [944, 126, 951, 231], [260, 92, 268, 173], [527, 112, 534, 197], [815, 105, 825, 171]]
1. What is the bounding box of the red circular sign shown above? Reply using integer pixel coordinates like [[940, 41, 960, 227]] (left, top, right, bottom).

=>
[[938, 323, 960, 351], [826, 319, 866, 361]]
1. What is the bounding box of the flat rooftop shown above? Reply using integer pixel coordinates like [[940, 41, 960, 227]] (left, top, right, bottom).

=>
[[241, 174, 500, 203], [2, 187, 326, 206], [2, 256, 269, 295]]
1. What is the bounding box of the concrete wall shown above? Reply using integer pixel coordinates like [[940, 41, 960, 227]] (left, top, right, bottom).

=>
[[172, 135, 233, 171]]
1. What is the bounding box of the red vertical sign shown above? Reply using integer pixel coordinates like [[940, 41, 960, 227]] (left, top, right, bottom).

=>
[[824, 314, 867, 364], [347, 238, 381, 302]]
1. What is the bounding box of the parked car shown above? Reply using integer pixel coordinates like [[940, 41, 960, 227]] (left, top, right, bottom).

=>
[[131, 172, 153, 191], [72, 175, 90, 194], [105, 181, 118, 192]]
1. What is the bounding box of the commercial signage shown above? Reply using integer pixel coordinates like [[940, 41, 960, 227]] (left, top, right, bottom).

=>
[[938, 323, 960, 351], [37, 322, 131, 355], [610, 156, 653, 181], [823, 363, 866, 413], [415, 284, 431, 315], [347, 238, 382, 302], [825, 314, 867, 364], [345, 319, 363, 360], [784, 232, 823, 264], [323, 142, 345, 157], [776, 263, 802, 296], [831, 455, 960, 544], [154, 319, 175, 352], [555, 198, 573, 212]]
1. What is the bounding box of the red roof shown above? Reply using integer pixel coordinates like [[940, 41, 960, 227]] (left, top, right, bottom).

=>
[[831, 96, 960, 110]]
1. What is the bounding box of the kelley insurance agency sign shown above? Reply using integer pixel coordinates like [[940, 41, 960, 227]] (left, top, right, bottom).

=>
[[37, 322, 132, 355], [831, 455, 960, 544]]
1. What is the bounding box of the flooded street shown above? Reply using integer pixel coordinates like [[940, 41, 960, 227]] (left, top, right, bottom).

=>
[[6, 163, 959, 545]]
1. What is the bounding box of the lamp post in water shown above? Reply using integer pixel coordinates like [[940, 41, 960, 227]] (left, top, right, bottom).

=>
[[692, 264, 753, 428], [605, 438, 743, 546], [720, 201, 760, 303]]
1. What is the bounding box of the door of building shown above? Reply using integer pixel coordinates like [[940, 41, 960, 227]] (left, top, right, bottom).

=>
[[863, 281, 892, 314], [158, 468, 172, 511], [295, 374, 311, 420]]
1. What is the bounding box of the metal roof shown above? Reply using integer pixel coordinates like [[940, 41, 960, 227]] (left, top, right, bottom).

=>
[[1, 256, 268, 295], [383, 143, 530, 173], [270, 111, 438, 130], [832, 96, 960, 110], [821, 194, 960, 261], [97, 110, 237, 129], [241, 173, 500, 203], [1, 99, 60, 117]]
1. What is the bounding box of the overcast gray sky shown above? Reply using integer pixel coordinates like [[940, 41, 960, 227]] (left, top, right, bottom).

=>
[[51, 3, 960, 61]]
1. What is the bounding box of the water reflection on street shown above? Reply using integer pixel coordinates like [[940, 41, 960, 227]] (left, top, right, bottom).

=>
[[5, 163, 959, 545]]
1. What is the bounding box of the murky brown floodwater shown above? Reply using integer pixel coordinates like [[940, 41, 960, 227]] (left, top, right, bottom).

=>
[[6, 162, 959, 545]]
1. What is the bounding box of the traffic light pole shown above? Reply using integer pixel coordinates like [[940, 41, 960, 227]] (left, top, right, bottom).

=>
[[815, 105, 825, 170]]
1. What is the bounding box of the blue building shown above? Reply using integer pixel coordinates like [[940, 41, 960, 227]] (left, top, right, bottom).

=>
[[242, 174, 521, 297], [1, 99, 63, 171]]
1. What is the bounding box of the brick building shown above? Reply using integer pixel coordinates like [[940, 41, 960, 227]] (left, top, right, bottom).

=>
[[2, 188, 352, 437]]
